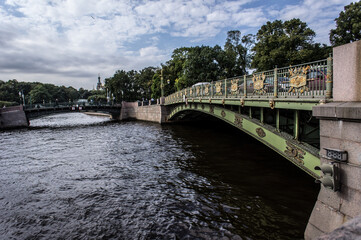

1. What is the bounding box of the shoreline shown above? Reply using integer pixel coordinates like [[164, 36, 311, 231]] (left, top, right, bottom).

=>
[[82, 111, 111, 118]]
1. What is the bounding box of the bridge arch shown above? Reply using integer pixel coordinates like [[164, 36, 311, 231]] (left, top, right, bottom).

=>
[[25, 105, 121, 120], [168, 102, 320, 179]]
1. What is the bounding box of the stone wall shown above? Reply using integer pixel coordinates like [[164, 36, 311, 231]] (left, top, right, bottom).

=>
[[305, 40, 361, 239], [0, 105, 29, 129], [120, 101, 169, 123]]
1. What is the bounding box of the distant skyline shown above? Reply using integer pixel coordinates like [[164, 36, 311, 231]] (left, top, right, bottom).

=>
[[0, 0, 354, 89]]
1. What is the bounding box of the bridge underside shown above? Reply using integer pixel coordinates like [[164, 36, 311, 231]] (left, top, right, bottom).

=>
[[168, 103, 320, 178]]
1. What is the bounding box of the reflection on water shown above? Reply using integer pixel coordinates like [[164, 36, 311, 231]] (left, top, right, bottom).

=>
[[0, 113, 319, 239]]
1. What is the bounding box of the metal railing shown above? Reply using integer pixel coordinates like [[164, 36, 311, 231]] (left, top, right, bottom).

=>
[[165, 57, 332, 104], [24, 102, 115, 110]]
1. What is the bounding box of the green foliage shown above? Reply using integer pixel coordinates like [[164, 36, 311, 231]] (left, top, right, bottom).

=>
[[135, 67, 157, 100], [0, 101, 18, 107], [151, 71, 161, 99], [330, 1, 361, 46], [0, 79, 84, 105], [252, 19, 330, 71], [163, 45, 231, 90], [224, 30, 253, 76], [29, 84, 52, 103]]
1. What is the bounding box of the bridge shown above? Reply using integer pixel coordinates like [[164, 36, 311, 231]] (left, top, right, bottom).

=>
[[122, 40, 361, 239], [24, 103, 121, 120], [164, 58, 330, 179], [1, 40, 360, 239], [0, 103, 121, 129]]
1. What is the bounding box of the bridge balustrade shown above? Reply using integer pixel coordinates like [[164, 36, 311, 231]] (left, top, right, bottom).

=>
[[24, 102, 115, 110], [165, 58, 331, 104]]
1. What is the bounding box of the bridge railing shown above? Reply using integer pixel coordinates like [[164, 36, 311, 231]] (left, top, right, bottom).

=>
[[165, 58, 331, 104], [24, 102, 117, 110]]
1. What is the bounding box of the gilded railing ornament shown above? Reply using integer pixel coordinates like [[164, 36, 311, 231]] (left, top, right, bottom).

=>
[[196, 86, 200, 96], [215, 82, 222, 95], [240, 98, 245, 107], [231, 79, 238, 95], [199, 97, 202, 103], [269, 99, 275, 109], [284, 141, 305, 165], [209, 98, 212, 103], [204, 85, 209, 95], [190, 89, 193, 95], [319, 99, 326, 105], [252, 73, 266, 95], [234, 115, 243, 128], [256, 128, 266, 138], [288, 66, 310, 93]]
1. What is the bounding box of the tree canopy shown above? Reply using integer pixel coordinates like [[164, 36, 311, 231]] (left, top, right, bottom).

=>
[[330, 1, 361, 46], [251, 19, 330, 71]]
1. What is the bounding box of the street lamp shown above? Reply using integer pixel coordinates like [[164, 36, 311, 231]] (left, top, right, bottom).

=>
[[161, 69, 164, 97], [18, 90, 25, 106]]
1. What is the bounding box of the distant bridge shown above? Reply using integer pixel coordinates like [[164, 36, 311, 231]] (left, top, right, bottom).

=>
[[24, 103, 122, 120]]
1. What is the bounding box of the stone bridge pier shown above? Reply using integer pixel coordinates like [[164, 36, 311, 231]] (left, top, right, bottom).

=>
[[305, 40, 361, 239]]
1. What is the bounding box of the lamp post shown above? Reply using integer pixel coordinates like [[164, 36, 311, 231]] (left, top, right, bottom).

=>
[[161, 69, 164, 97], [18, 90, 25, 106]]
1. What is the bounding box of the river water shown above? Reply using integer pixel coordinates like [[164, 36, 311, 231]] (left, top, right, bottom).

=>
[[0, 113, 319, 239]]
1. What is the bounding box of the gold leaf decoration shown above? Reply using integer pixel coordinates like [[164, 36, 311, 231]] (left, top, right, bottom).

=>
[[288, 66, 310, 93], [215, 82, 222, 95], [256, 128, 266, 138], [231, 79, 238, 94], [221, 110, 226, 118], [209, 105, 214, 114], [284, 141, 306, 165], [252, 73, 266, 95], [234, 115, 243, 128]]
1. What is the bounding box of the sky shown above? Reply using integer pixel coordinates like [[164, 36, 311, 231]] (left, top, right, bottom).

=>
[[0, 0, 354, 90]]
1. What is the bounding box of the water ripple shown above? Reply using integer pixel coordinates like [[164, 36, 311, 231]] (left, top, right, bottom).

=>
[[0, 113, 318, 239]]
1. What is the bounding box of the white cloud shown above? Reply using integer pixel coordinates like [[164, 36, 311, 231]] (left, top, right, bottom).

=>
[[0, 0, 353, 89], [274, 0, 354, 43]]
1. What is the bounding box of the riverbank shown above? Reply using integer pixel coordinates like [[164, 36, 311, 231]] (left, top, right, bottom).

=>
[[82, 111, 112, 118]]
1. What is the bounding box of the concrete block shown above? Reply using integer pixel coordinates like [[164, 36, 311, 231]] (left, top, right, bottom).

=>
[[339, 121, 361, 143], [319, 120, 342, 139], [313, 102, 343, 119], [304, 222, 324, 240], [317, 187, 342, 211], [0, 106, 28, 129], [340, 187, 361, 218], [313, 102, 361, 120], [335, 102, 361, 119], [333, 40, 361, 102], [308, 200, 345, 234], [340, 164, 361, 192]]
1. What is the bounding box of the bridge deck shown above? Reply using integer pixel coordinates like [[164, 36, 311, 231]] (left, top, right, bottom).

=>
[[165, 58, 332, 110]]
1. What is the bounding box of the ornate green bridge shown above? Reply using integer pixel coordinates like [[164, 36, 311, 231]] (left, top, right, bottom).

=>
[[164, 57, 333, 179]]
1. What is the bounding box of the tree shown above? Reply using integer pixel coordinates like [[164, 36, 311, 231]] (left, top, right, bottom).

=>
[[223, 30, 253, 77], [330, 1, 361, 46], [29, 84, 51, 104], [151, 71, 162, 99], [135, 67, 156, 100], [252, 19, 330, 71]]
